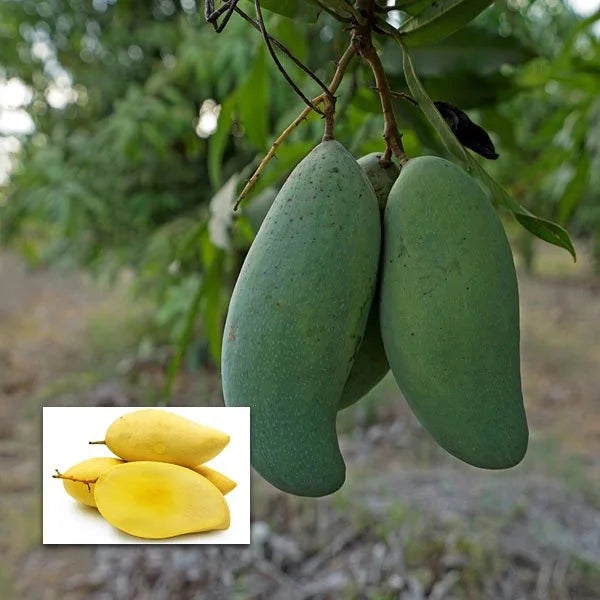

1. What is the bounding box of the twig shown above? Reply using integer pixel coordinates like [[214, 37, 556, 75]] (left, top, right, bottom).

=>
[[352, 23, 407, 164], [205, 0, 240, 33], [254, 0, 324, 114], [234, 6, 332, 98], [389, 89, 418, 105], [234, 44, 357, 210], [322, 95, 336, 141], [356, 0, 375, 15], [313, 0, 353, 22], [53, 469, 98, 492]]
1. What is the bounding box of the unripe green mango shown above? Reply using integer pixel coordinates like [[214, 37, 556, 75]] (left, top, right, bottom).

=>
[[356, 153, 401, 211], [338, 153, 400, 410], [222, 140, 380, 496], [380, 156, 528, 469], [338, 298, 388, 410]]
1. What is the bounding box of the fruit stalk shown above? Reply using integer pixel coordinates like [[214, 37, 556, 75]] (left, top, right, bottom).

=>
[[352, 23, 406, 164], [235, 43, 357, 209]]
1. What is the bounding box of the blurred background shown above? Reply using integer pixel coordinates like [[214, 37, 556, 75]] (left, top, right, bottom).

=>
[[0, 0, 599, 598]]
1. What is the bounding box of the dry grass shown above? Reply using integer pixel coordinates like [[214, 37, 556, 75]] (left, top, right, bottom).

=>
[[0, 240, 599, 599]]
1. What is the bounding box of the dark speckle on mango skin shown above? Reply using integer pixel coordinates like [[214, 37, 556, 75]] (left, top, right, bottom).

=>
[[380, 155, 528, 470], [221, 140, 380, 497]]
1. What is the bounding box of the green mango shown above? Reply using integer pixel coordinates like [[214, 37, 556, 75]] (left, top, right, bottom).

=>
[[222, 140, 380, 496], [356, 153, 401, 211], [338, 153, 400, 410], [380, 156, 528, 469], [338, 297, 389, 410]]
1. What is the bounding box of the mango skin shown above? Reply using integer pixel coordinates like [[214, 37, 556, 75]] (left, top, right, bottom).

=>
[[380, 156, 528, 469], [338, 154, 399, 409], [338, 299, 388, 410], [61, 457, 124, 507], [104, 409, 230, 468], [94, 461, 230, 539], [356, 153, 401, 211], [192, 465, 237, 495], [222, 140, 380, 496]]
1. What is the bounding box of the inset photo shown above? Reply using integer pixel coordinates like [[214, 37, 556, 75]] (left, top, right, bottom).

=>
[[42, 406, 250, 544]]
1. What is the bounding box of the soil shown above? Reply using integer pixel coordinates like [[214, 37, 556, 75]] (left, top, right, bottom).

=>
[[0, 242, 599, 600]]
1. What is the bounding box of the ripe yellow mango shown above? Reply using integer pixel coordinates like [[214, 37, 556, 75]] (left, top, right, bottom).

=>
[[94, 461, 230, 539], [95, 409, 229, 467], [58, 457, 124, 507], [192, 465, 237, 495]]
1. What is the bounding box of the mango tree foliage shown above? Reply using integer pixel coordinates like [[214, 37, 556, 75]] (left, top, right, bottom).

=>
[[0, 0, 597, 382]]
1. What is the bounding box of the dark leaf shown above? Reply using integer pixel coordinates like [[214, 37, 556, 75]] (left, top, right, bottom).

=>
[[399, 39, 576, 260], [241, 0, 321, 23], [399, 0, 494, 47], [434, 101, 498, 159]]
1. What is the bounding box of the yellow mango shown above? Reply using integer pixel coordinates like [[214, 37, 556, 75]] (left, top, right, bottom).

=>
[[55, 457, 124, 507], [94, 461, 230, 539], [92, 409, 230, 467], [192, 465, 237, 495]]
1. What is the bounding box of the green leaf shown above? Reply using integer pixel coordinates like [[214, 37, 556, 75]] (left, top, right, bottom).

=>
[[401, 41, 472, 160], [311, 0, 358, 18], [201, 250, 226, 364], [399, 39, 576, 261], [208, 93, 236, 189], [394, 0, 435, 17], [242, 0, 321, 22], [389, 27, 536, 77], [162, 273, 205, 401], [557, 154, 590, 223], [238, 45, 269, 149], [271, 15, 308, 63], [513, 214, 576, 259], [399, 0, 494, 47]]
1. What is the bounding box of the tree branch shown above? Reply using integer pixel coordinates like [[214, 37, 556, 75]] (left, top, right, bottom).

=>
[[234, 44, 357, 209], [234, 6, 332, 99], [254, 0, 325, 115], [352, 23, 407, 164]]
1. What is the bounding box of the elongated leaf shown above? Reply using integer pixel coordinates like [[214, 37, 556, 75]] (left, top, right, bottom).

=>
[[400, 0, 493, 47], [391, 27, 537, 77], [208, 93, 236, 189], [163, 272, 205, 401], [401, 43, 472, 161], [242, 0, 321, 22], [557, 154, 590, 223], [399, 39, 576, 260], [202, 251, 226, 364], [394, 0, 434, 17], [272, 15, 308, 62], [472, 167, 576, 261], [310, 0, 358, 18], [238, 45, 268, 149]]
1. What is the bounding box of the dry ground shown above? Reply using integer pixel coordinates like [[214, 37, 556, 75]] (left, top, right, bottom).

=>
[[0, 241, 599, 599]]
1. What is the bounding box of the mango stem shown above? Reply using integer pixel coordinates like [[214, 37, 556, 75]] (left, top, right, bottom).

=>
[[234, 43, 357, 210], [53, 470, 98, 491]]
